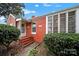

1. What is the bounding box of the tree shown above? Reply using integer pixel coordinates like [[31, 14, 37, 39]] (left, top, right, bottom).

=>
[[0, 3, 24, 18]]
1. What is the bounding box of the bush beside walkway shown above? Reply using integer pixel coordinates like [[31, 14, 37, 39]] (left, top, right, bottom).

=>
[[44, 33, 79, 56]]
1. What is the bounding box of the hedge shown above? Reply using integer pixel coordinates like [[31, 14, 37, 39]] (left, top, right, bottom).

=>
[[0, 24, 20, 47], [44, 33, 79, 56]]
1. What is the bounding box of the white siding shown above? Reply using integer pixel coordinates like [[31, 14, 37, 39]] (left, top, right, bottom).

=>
[[76, 8, 79, 33], [46, 16, 48, 34], [46, 7, 79, 33]]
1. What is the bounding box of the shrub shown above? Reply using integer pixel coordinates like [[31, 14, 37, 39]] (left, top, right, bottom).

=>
[[44, 33, 79, 56], [28, 49, 38, 56], [0, 24, 20, 55]]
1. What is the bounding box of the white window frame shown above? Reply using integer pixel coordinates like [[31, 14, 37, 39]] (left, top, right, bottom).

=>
[[32, 23, 36, 34]]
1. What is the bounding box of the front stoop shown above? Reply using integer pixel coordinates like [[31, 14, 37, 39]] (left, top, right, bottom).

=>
[[19, 36, 34, 47]]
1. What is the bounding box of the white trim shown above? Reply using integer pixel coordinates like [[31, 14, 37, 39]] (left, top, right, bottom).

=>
[[52, 13, 58, 16], [52, 15, 53, 33], [47, 8, 77, 16], [16, 18, 22, 21], [31, 23, 37, 34], [66, 12, 68, 33], [58, 13, 60, 33], [9, 14, 15, 19], [58, 9, 76, 14], [46, 16, 48, 34], [32, 32, 36, 34]]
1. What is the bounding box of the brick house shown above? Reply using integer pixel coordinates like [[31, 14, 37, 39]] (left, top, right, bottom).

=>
[[7, 6, 79, 45], [31, 16, 46, 42], [7, 14, 46, 44]]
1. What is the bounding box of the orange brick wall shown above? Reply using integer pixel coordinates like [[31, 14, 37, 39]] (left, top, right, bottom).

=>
[[32, 16, 46, 43], [7, 14, 46, 43], [26, 22, 32, 37]]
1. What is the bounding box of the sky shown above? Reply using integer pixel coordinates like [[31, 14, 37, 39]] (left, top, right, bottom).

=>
[[0, 16, 6, 24], [0, 3, 79, 24], [23, 3, 79, 19]]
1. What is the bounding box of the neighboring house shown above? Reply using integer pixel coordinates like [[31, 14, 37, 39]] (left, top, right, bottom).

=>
[[7, 14, 16, 26], [46, 6, 79, 34], [7, 14, 31, 38], [7, 5, 79, 43]]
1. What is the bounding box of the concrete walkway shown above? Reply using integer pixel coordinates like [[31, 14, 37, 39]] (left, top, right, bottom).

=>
[[35, 42, 48, 56], [16, 42, 39, 56]]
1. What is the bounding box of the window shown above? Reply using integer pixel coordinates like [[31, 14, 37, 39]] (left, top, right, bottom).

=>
[[32, 23, 36, 34], [21, 24, 25, 33], [48, 16, 52, 33], [53, 15, 58, 33], [60, 13, 66, 32], [68, 11, 76, 33]]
